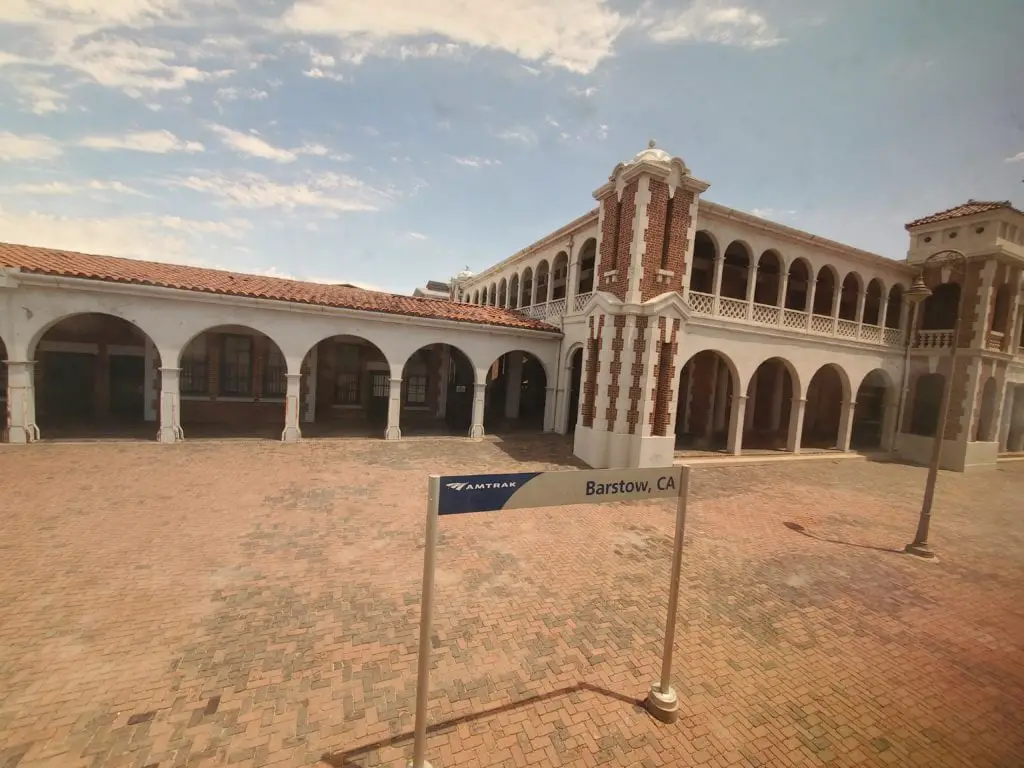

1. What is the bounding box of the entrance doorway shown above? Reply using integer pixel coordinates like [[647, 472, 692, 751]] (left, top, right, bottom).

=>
[[567, 347, 583, 433]]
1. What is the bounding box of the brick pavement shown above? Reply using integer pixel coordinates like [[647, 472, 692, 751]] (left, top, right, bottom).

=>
[[0, 437, 1022, 768]]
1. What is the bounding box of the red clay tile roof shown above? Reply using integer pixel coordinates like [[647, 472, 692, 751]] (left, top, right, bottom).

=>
[[0, 242, 560, 334], [905, 200, 1020, 229]]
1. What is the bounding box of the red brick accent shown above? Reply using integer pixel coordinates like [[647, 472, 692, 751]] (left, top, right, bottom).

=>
[[604, 316, 626, 431], [649, 317, 681, 436], [685, 351, 717, 437], [597, 183, 637, 302], [597, 191, 620, 277], [640, 182, 694, 303], [626, 317, 648, 435], [581, 315, 604, 428]]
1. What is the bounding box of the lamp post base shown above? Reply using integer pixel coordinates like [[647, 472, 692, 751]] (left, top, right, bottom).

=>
[[645, 684, 680, 723], [904, 542, 936, 559]]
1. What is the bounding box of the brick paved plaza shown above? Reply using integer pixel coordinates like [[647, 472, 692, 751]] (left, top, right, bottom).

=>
[[1, 438, 1023, 768]]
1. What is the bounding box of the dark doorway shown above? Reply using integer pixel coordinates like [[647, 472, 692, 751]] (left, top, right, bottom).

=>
[[567, 348, 583, 433], [368, 373, 389, 425], [445, 353, 474, 432], [109, 355, 146, 421], [41, 351, 95, 423]]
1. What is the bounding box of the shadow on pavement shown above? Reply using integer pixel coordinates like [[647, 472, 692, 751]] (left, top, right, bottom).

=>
[[783, 521, 905, 555]]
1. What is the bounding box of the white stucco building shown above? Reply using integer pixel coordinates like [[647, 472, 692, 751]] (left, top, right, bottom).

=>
[[2, 143, 1023, 470]]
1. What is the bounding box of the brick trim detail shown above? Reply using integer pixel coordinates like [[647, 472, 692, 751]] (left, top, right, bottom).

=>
[[626, 317, 649, 435], [581, 315, 604, 428]]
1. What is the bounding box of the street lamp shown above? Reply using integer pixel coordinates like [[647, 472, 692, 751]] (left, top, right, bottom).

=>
[[903, 248, 967, 559]]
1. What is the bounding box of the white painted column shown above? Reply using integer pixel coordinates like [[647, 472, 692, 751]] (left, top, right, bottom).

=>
[[787, 398, 807, 453], [567, 253, 581, 305], [745, 264, 758, 320], [543, 386, 556, 432], [997, 386, 1013, 451], [837, 400, 857, 451], [469, 380, 486, 438], [504, 353, 523, 419], [881, 401, 899, 452], [281, 373, 303, 442], [804, 277, 818, 331], [776, 271, 789, 327], [157, 367, 184, 443], [726, 395, 747, 455], [385, 374, 402, 440], [877, 293, 890, 335], [770, 364, 785, 432], [5, 361, 39, 444], [711, 256, 724, 315]]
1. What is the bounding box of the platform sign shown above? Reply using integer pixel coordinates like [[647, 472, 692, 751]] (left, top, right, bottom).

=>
[[408, 465, 693, 768], [437, 467, 684, 516]]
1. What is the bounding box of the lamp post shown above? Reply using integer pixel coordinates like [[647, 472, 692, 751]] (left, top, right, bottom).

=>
[[903, 249, 967, 559]]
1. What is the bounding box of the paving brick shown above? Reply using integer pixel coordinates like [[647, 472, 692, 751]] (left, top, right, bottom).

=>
[[1, 439, 1023, 768]]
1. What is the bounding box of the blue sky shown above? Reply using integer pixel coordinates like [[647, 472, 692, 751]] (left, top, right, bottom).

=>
[[1, 0, 1022, 294]]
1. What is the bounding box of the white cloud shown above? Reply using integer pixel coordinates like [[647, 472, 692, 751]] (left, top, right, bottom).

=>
[[750, 207, 797, 220], [496, 126, 538, 145], [216, 86, 270, 101], [0, 132, 63, 161], [280, 0, 630, 74], [171, 171, 385, 213], [78, 129, 205, 153], [1006, 152, 1024, 163], [210, 124, 297, 162], [0, 205, 251, 264], [303, 67, 345, 81], [646, 0, 784, 49], [570, 85, 598, 98], [2, 180, 147, 196], [451, 156, 501, 168], [407, 231, 427, 240]]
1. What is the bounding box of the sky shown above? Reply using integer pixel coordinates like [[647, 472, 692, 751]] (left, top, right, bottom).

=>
[[1, 0, 1022, 295]]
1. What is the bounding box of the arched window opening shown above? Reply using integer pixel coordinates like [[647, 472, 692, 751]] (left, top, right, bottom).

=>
[[721, 241, 751, 300], [688, 231, 716, 294], [785, 259, 811, 311]]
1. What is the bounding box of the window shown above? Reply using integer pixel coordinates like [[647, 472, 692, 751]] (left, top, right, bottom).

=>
[[180, 339, 208, 396], [371, 373, 390, 398], [405, 375, 428, 405], [334, 343, 361, 405], [262, 344, 287, 398], [220, 334, 253, 396]]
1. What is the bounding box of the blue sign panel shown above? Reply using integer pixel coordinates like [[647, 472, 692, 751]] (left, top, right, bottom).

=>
[[437, 472, 541, 515]]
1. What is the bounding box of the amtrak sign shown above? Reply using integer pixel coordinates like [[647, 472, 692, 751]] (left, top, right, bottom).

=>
[[437, 467, 683, 515], [408, 465, 693, 768]]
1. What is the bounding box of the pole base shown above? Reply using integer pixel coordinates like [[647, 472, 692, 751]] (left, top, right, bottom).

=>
[[904, 542, 936, 559], [406, 761, 433, 768], [645, 684, 679, 724]]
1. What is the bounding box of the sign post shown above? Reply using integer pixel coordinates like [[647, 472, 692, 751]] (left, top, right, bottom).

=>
[[408, 466, 691, 768]]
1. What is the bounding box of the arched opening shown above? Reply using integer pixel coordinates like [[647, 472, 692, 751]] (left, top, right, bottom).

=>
[[177, 325, 287, 438], [302, 335, 391, 438], [535, 261, 550, 304], [742, 358, 796, 450], [520, 268, 534, 307], [909, 373, 945, 437], [674, 350, 737, 451], [399, 343, 474, 436], [1006, 384, 1024, 453], [483, 351, 547, 433], [0, 336, 8, 432], [508, 274, 520, 310], [785, 258, 811, 311], [577, 239, 597, 295], [838, 272, 862, 321], [851, 369, 892, 449], [721, 241, 751, 300], [920, 282, 960, 330], [885, 285, 904, 329], [472, 289, 480, 305], [30, 313, 160, 439], [802, 364, 846, 449], [754, 250, 783, 305], [976, 377, 998, 442], [551, 251, 569, 301], [488, 284, 497, 306], [497, 278, 508, 308], [566, 347, 583, 433], [991, 283, 1012, 335], [812, 266, 837, 316], [688, 231, 716, 294], [863, 279, 884, 326]]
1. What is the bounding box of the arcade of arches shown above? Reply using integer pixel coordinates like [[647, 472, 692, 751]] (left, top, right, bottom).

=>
[[2, 313, 549, 441]]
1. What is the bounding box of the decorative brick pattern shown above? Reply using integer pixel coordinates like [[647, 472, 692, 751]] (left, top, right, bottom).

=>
[[2, 441, 1023, 768], [580, 315, 604, 428], [604, 316, 626, 431], [626, 317, 648, 435], [640, 182, 695, 303], [597, 191, 619, 277], [649, 317, 681, 436]]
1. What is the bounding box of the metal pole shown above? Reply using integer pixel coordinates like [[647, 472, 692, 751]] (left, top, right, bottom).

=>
[[892, 301, 920, 452], [646, 465, 690, 723], [410, 476, 440, 768]]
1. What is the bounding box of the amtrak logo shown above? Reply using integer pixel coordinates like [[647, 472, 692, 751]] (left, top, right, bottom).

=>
[[446, 481, 518, 491]]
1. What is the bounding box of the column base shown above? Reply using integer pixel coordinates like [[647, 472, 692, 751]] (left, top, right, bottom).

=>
[[468, 424, 484, 438], [406, 761, 433, 768], [281, 425, 302, 442], [157, 425, 185, 443], [645, 684, 679, 724], [6, 425, 40, 444], [385, 425, 402, 440], [904, 542, 937, 560]]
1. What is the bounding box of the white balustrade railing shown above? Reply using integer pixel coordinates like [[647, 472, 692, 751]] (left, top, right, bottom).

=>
[[719, 297, 748, 320], [752, 303, 779, 325], [810, 314, 835, 335], [689, 291, 715, 316], [860, 325, 882, 344], [914, 330, 954, 349], [547, 298, 567, 317], [836, 319, 859, 339], [782, 309, 806, 330], [573, 292, 594, 312]]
